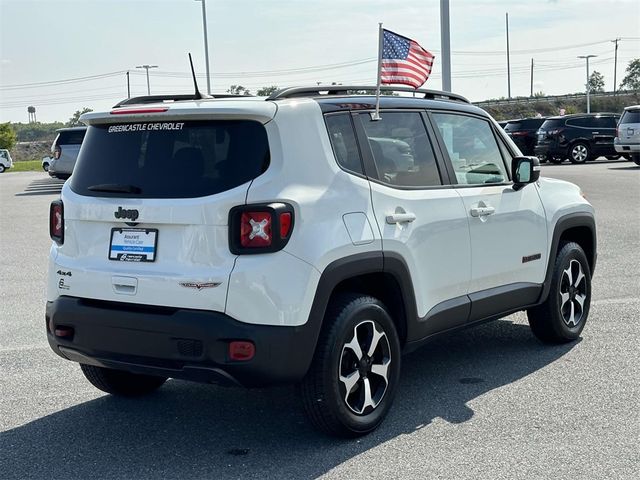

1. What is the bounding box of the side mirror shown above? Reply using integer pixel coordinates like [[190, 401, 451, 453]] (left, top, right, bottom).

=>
[[512, 156, 540, 190]]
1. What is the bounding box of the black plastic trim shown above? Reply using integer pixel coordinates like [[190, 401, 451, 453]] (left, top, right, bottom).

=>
[[46, 296, 318, 387], [538, 212, 597, 303]]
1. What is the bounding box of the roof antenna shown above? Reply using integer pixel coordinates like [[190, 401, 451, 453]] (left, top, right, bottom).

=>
[[188, 53, 207, 100]]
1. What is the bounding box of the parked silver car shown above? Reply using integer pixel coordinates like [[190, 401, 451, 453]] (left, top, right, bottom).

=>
[[0, 149, 13, 173], [614, 105, 640, 165], [48, 126, 87, 179]]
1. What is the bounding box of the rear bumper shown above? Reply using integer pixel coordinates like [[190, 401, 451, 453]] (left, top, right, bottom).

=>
[[614, 142, 640, 153], [46, 296, 321, 387], [534, 143, 563, 158]]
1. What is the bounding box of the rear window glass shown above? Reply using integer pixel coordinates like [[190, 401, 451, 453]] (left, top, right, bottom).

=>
[[621, 110, 640, 124], [56, 130, 86, 145], [505, 118, 545, 131], [540, 119, 565, 130], [70, 120, 269, 199]]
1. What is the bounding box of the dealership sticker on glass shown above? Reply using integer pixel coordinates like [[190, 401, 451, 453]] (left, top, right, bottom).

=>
[[109, 228, 158, 262]]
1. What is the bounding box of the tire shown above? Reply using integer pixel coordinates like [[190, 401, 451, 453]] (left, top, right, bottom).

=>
[[80, 364, 167, 396], [605, 155, 621, 160], [569, 142, 591, 164], [632, 154, 640, 166], [527, 242, 591, 343], [43, 162, 49, 172], [300, 294, 401, 437], [0, 165, 5, 173], [549, 157, 564, 164]]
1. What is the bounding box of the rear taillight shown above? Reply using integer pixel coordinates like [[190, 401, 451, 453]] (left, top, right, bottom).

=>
[[50, 200, 64, 244], [53, 146, 61, 160], [229, 203, 294, 254]]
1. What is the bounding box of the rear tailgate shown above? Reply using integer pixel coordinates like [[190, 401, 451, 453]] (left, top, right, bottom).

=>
[[52, 104, 275, 311]]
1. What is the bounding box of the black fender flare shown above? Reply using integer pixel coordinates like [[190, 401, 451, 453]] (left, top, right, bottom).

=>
[[538, 212, 596, 303]]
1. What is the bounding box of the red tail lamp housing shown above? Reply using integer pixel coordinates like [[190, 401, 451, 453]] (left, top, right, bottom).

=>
[[228, 341, 255, 361], [229, 203, 294, 255], [50, 200, 64, 245], [53, 146, 61, 160]]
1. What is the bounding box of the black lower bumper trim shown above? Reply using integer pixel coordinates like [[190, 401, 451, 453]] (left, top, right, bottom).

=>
[[46, 296, 321, 387]]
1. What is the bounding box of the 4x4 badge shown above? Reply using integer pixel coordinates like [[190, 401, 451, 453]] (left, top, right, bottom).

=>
[[179, 281, 221, 290]]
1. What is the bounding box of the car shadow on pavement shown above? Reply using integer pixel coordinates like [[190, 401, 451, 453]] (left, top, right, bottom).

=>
[[1, 319, 578, 479], [607, 165, 640, 170], [14, 178, 65, 197]]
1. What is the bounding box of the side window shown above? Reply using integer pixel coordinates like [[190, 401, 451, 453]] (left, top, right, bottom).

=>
[[325, 114, 364, 175], [595, 117, 617, 129], [360, 112, 442, 187], [432, 113, 509, 185]]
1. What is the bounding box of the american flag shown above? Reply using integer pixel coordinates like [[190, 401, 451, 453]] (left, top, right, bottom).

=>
[[381, 29, 435, 89]]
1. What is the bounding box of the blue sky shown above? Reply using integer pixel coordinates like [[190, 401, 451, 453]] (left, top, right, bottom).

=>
[[1, 0, 639, 123]]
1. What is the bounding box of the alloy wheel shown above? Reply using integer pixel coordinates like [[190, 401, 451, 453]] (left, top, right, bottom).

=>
[[559, 259, 587, 327], [339, 320, 391, 415], [571, 144, 588, 162]]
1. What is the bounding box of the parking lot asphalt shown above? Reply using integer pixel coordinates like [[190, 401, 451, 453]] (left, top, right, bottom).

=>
[[1, 161, 639, 480]]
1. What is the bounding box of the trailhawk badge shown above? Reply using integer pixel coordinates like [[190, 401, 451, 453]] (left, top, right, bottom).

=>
[[179, 281, 221, 290]]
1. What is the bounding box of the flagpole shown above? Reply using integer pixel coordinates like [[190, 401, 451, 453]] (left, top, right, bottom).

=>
[[373, 23, 383, 121]]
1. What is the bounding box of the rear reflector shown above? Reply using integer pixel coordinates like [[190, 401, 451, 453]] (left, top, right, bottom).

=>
[[110, 107, 169, 115], [279, 212, 292, 238], [49, 200, 64, 245], [54, 326, 74, 339], [229, 341, 255, 361]]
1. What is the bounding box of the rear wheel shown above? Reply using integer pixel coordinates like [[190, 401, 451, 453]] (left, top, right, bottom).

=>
[[569, 142, 591, 164], [300, 294, 401, 437], [605, 154, 621, 160], [0, 165, 5, 173], [527, 242, 591, 343], [80, 364, 167, 396], [42, 162, 50, 171]]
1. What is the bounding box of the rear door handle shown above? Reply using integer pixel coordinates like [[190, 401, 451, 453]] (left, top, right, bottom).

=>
[[470, 206, 495, 217], [386, 212, 416, 224]]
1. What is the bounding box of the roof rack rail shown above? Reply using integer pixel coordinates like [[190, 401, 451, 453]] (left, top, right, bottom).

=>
[[112, 93, 251, 108], [266, 85, 469, 103]]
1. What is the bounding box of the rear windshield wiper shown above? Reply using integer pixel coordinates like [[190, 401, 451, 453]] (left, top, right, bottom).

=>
[[87, 184, 142, 194]]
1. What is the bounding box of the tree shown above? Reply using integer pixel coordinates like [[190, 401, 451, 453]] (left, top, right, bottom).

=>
[[0, 123, 17, 150], [227, 85, 251, 96], [67, 108, 93, 127], [256, 85, 279, 96], [619, 58, 640, 91], [588, 71, 605, 93]]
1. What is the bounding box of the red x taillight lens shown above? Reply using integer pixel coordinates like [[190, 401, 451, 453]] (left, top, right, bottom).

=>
[[229, 203, 294, 255], [240, 212, 272, 248], [50, 200, 64, 244]]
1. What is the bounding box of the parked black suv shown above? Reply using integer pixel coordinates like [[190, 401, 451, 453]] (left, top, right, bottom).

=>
[[534, 113, 620, 164], [504, 117, 547, 156]]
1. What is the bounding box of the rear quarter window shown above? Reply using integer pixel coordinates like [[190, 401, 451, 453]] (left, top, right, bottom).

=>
[[70, 120, 270, 199], [540, 119, 565, 130]]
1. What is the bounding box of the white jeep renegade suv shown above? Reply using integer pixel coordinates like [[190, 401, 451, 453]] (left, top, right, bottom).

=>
[[46, 86, 596, 437]]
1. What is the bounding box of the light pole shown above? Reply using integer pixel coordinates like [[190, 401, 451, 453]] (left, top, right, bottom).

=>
[[195, 0, 211, 94], [136, 64, 158, 95], [440, 0, 451, 92], [577, 55, 597, 113]]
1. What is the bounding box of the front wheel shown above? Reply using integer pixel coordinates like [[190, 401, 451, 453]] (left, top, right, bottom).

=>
[[80, 364, 167, 396], [527, 242, 591, 343], [300, 295, 401, 437], [0, 165, 5, 173], [569, 142, 591, 164]]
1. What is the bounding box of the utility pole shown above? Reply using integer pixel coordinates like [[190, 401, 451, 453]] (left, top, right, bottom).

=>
[[136, 64, 158, 95], [530, 58, 534, 97], [578, 55, 597, 113], [195, 0, 212, 94], [506, 12, 511, 99], [612, 38, 620, 93], [440, 0, 451, 92], [126, 71, 130, 98]]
